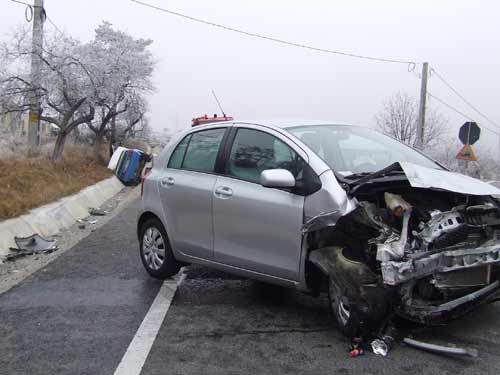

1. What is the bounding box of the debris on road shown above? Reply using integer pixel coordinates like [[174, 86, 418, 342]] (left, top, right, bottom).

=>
[[348, 337, 365, 358], [348, 348, 364, 357], [7, 234, 58, 261], [77, 217, 99, 230], [403, 337, 479, 358], [371, 324, 397, 356], [88, 207, 107, 216], [371, 338, 390, 356]]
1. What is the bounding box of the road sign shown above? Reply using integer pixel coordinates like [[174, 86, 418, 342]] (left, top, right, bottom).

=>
[[456, 143, 477, 161], [459, 122, 480, 145]]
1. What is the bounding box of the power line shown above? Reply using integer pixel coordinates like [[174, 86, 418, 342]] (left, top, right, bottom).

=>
[[46, 15, 63, 35], [428, 91, 500, 136], [430, 67, 500, 131], [9, 0, 32, 6], [129, 0, 417, 66]]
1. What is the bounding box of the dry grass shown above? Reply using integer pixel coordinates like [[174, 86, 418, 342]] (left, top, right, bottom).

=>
[[0, 145, 112, 220]]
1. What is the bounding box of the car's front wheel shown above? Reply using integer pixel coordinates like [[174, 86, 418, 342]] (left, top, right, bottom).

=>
[[328, 275, 362, 338], [139, 218, 180, 279]]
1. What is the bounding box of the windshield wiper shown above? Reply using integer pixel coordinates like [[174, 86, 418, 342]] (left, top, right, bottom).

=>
[[342, 172, 373, 179]]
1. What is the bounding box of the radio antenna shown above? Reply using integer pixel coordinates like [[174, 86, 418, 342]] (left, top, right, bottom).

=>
[[211, 90, 226, 117]]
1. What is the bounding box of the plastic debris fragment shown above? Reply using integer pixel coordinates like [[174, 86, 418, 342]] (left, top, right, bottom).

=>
[[7, 234, 58, 261], [88, 207, 107, 216], [403, 337, 478, 357], [371, 339, 389, 356]]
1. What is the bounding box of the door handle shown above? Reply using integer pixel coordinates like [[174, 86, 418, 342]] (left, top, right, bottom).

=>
[[214, 186, 233, 198], [161, 177, 175, 187]]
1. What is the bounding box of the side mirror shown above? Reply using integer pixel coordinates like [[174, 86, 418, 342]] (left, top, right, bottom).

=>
[[260, 169, 295, 188]]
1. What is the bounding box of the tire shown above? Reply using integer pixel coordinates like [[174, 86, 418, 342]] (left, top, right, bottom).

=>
[[328, 275, 362, 338], [139, 218, 181, 279]]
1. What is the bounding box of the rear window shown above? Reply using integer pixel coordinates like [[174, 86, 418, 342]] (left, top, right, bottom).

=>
[[167, 135, 191, 169]]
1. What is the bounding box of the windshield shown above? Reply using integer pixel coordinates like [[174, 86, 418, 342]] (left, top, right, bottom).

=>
[[288, 125, 441, 176]]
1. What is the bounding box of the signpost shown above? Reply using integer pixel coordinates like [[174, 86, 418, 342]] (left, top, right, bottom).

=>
[[456, 122, 480, 162]]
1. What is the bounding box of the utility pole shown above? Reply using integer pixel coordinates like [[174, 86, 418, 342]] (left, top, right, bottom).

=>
[[498, 135, 500, 164], [416, 62, 429, 150], [28, 0, 45, 146]]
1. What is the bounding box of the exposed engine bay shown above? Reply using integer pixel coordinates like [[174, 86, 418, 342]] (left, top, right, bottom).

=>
[[306, 164, 500, 334]]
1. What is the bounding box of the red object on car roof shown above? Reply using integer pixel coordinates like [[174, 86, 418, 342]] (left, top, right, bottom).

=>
[[192, 113, 233, 127]]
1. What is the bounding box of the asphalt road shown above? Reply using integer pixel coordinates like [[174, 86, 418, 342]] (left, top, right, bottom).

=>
[[1, 198, 500, 374]]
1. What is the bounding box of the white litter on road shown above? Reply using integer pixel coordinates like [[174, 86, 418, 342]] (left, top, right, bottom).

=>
[[113, 272, 186, 375]]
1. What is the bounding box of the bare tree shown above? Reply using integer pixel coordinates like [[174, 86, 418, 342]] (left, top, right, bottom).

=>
[[375, 91, 448, 150]]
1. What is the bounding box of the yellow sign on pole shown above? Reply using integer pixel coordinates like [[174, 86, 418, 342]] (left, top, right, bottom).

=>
[[456, 144, 477, 161], [28, 111, 39, 123]]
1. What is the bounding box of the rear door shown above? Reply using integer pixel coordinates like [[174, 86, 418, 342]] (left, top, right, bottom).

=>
[[212, 125, 308, 281], [159, 127, 227, 259]]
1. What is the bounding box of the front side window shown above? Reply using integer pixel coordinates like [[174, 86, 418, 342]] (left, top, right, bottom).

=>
[[168, 128, 225, 173], [227, 128, 304, 183]]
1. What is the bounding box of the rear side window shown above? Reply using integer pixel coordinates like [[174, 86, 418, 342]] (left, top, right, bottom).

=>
[[180, 128, 225, 173], [167, 135, 191, 169]]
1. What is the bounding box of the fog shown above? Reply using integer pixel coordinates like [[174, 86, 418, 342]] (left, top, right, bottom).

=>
[[2, 0, 499, 153]]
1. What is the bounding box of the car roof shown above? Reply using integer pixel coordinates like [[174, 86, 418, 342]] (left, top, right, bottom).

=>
[[190, 119, 361, 131], [242, 120, 360, 129]]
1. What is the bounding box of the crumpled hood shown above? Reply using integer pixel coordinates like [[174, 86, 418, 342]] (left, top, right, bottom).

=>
[[399, 162, 500, 196], [349, 162, 500, 196]]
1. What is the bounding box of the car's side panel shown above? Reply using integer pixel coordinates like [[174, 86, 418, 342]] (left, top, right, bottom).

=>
[[212, 175, 305, 280]]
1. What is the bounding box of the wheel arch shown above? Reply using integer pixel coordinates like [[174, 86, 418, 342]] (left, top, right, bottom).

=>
[[137, 211, 162, 240]]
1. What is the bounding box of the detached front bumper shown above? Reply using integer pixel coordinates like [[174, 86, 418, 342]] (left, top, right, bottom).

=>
[[398, 280, 500, 325], [381, 244, 500, 286]]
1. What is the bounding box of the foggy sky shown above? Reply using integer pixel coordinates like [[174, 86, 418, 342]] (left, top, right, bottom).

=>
[[1, 0, 499, 154]]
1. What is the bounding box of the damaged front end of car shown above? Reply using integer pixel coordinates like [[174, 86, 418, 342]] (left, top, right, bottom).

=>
[[304, 162, 500, 336]]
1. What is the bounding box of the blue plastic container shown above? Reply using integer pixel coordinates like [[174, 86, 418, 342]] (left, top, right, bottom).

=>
[[116, 150, 144, 185]]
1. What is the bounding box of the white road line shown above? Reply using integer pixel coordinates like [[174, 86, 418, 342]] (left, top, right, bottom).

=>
[[114, 272, 186, 375]]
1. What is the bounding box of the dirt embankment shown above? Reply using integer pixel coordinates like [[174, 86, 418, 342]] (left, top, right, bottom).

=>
[[0, 146, 111, 220]]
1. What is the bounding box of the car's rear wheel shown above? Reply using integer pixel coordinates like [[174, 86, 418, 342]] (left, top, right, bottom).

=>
[[139, 218, 180, 279], [328, 275, 362, 338]]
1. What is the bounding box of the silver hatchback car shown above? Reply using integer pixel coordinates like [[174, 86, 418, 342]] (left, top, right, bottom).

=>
[[138, 121, 500, 337]]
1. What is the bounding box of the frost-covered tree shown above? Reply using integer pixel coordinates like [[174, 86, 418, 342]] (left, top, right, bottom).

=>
[[0, 28, 95, 160], [84, 22, 154, 161], [429, 139, 500, 181], [375, 91, 448, 151], [115, 94, 148, 141], [0, 23, 155, 162]]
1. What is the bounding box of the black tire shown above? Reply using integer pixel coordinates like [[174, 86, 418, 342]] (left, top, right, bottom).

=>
[[328, 275, 362, 338], [139, 218, 181, 279]]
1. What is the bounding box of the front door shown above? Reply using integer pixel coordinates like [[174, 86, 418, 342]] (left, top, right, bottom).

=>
[[159, 127, 226, 259], [212, 127, 305, 281]]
